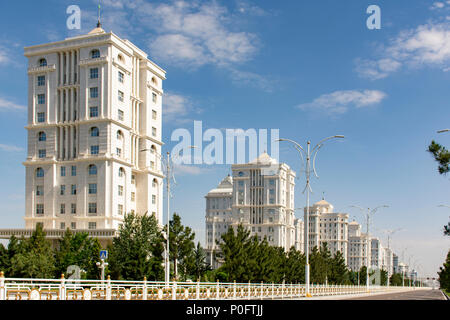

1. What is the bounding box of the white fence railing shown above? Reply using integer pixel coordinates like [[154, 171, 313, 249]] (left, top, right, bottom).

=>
[[0, 274, 417, 301]]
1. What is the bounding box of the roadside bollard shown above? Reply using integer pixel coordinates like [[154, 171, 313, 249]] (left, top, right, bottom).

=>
[[142, 277, 147, 300], [0, 271, 5, 301], [60, 274, 66, 300]]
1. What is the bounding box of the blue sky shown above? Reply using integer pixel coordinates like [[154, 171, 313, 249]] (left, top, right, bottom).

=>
[[0, 0, 449, 277]]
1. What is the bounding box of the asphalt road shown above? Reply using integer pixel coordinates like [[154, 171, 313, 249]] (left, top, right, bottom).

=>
[[345, 289, 448, 300]]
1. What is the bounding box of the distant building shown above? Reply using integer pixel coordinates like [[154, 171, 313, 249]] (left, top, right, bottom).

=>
[[306, 199, 349, 261], [371, 238, 383, 269], [205, 175, 233, 269], [393, 254, 399, 273], [205, 153, 302, 268], [347, 221, 371, 271]]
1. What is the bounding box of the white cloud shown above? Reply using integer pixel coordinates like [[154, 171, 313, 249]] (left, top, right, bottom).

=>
[[163, 92, 202, 124], [296, 90, 387, 115], [0, 97, 26, 111], [0, 144, 23, 152], [356, 22, 450, 79], [100, 0, 266, 87]]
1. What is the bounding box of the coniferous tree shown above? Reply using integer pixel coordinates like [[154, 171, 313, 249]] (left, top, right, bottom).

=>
[[285, 247, 306, 284], [169, 213, 196, 280], [428, 141, 450, 175], [186, 242, 211, 281], [438, 250, 450, 292], [0, 243, 8, 273], [217, 224, 251, 282], [329, 251, 349, 284]]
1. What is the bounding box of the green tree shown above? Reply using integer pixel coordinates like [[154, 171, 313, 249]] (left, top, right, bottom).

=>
[[169, 213, 196, 280], [217, 224, 252, 282], [0, 243, 8, 273], [54, 229, 102, 279], [10, 225, 55, 278], [186, 242, 211, 281], [284, 247, 305, 284], [438, 250, 450, 292], [390, 273, 403, 286], [108, 213, 164, 281], [428, 140, 450, 175], [444, 222, 450, 237], [329, 251, 349, 284]]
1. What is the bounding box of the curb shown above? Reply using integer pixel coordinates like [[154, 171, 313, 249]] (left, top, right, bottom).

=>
[[441, 290, 450, 300]]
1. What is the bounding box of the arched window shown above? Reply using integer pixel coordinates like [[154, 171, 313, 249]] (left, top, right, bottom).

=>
[[88, 164, 97, 175], [90, 127, 99, 137], [36, 167, 44, 178], [39, 58, 47, 67], [38, 131, 46, 142], [150, 145, 156, 154], [91, 49, 100, 59], [152, 178, 158, 188], [118, 54, 124, 62], [151, 77, 157, 85], [119, 167, 125, 177], [117, 130, 123, 140]]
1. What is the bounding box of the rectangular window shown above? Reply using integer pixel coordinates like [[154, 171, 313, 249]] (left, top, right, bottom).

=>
[[118, 109, 124, 121], [152, 110, 157, 120], [90, 68, 99, 79], [152, 127, 157, 137], [71, 222, 76, 230], [60, 204, 65, 214], [61, 166, 66, 177], [60, 185, 66, 195], [118, 90, 124, 102], [152, 92, 157, 103], [90, 87, 98, 98], [37, 112, 45, 123], [88, 183, 97, 194], [71, 166, 76, 176], [91, 145, 99, 155], [89, 106, 98, 118], [118, 185, 123, 196], [38, 149, 46, 158], [131, 192, 135, 202], [152, 195, 156, 204], [118, 71, 124, 83], [88, 222, 97, 230], [37, 94, 45, 104], [71, 184, 77, 195], [88, 202, 97, 215], [116, 148, 122, 157], [36, 185, 43, 196], [71, 203, 76, 214], [36, 204, 44, 215], [118, 204, 123, 215], [131, 175, 136, 185], [60, 222, 65, 230], [37, 75, 45, 86]]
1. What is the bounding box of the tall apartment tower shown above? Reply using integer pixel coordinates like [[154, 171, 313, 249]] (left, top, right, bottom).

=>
[[204, 175, 233, 269], [347, 221, 371, 271], [230, 153, 297, 252], [305, 199, 349, 261], [22, 24, 165, 240]]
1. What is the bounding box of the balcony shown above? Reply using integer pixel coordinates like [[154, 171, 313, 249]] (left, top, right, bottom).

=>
[[28, 64, 56, 74]]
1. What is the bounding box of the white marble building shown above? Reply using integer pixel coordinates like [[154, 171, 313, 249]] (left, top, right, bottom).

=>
[[205, 153, 302, 268], [347, 221, 371, 271], [205, 175, 233, 269], [305, 199, 349, 261], [2, 23, 166, 245]]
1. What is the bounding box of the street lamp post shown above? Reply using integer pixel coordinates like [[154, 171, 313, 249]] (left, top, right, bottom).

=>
[[277, 135, 344, 297], [349, 205, 389, 291], [437, 129, 450, 133], [383, 228, 402, 287]]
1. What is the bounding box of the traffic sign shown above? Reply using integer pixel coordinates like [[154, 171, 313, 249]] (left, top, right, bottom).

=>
[[100, 250, 108, 260]]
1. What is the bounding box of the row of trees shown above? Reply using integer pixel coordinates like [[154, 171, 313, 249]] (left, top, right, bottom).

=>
[[214, 224, 397, 285], [0, 213, 210, 281]]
